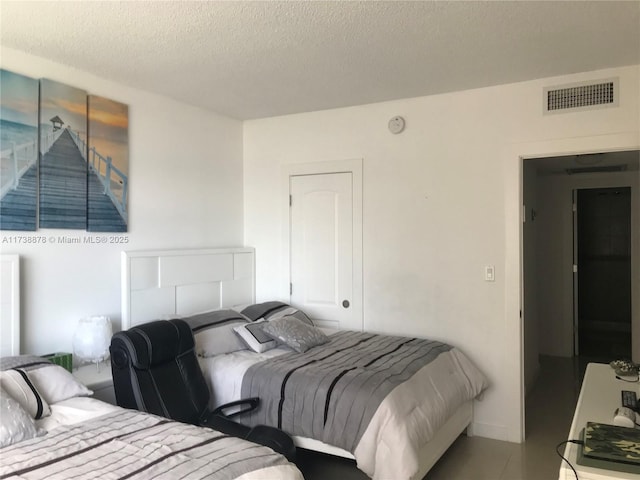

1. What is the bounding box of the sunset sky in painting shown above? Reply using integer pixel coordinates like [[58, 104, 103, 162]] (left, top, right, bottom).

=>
[[39, 78, 87, 135], [89, 95, 128, 143], [0, 69, 38, 127], [88, 95, 129, 174]]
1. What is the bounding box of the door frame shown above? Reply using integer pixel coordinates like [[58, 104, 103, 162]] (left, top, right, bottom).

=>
[[504, 132, 639, 443], [281, 158, 364, 328]]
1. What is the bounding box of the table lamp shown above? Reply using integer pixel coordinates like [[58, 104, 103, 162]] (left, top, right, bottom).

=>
[[72, 315, 112, 371]]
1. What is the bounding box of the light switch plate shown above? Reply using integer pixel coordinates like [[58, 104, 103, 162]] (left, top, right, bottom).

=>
[[485, 265, 495, 282]]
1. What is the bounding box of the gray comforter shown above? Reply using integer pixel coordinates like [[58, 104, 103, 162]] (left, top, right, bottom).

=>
[[240, 330, 453, 452]]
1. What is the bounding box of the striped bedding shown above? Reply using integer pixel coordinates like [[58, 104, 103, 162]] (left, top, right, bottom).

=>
[[0, 408, 302, 480], [201, 330, 488, 480], [240, 332, 453, 449]]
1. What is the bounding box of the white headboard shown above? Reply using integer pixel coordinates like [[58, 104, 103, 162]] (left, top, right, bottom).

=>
[[0, 254, 20, 356], [121, 248, 255, 330]]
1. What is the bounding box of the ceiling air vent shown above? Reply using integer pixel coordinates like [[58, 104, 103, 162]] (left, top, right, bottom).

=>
[[544, 78, 618, 114]]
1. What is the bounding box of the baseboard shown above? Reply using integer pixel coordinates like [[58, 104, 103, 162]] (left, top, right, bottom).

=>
[[470, 421, 510, 442]]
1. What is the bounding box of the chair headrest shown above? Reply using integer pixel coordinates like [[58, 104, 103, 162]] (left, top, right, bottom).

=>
[[111, 319, 195, 369]]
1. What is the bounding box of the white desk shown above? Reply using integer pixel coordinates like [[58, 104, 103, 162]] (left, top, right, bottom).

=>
[[559, 363, 640, 480]]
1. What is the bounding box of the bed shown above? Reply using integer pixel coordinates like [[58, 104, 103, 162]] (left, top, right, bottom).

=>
[[121, 248, 489, 480], [0, 355, 304, 480]]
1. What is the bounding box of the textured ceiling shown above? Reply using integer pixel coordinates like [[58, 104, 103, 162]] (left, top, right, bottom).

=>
[[1, 1, 639, 120]]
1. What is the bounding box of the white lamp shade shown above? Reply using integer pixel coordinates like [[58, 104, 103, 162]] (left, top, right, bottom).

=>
[[72, 316, 112, 364]]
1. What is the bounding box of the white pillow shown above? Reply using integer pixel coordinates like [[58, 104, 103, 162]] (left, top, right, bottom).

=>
[[233, 321, 277, 353], [0, 386, 44, 447], [0, 369, 51, 419], [27, 365, 92, 404]]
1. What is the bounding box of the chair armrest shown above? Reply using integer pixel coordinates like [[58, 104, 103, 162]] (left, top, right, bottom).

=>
[[212, 397, 260, 418]]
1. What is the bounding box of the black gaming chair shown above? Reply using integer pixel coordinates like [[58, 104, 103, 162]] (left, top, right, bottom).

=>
[[109, 318, 295, 461]]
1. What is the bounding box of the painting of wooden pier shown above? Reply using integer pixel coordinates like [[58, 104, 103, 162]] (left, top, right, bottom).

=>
[[0, 73, 130, 232], [87, 95, 128, 232], [39, 78, 88, 229], [0, 69, 39, 231]]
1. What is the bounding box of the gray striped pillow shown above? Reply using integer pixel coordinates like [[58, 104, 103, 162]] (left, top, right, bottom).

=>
[[0, 355, 51, 372], [180, 309, 250, 357], [241, 302, 315, 326], [0, 369, 51, 419]]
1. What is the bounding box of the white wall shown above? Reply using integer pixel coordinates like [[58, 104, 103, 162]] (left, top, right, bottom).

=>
[[243, 65, 640, 442], [535, 166, 640, 358], [0, 47, 244, 355]]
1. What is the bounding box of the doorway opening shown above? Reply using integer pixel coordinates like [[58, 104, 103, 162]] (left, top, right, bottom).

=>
[[522, 149, 639, 440]]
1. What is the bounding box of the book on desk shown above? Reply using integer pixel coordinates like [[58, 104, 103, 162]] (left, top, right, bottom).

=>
[[577, 422, 640, 475]]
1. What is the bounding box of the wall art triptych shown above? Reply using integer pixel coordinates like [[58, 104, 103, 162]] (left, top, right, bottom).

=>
[[0, 69, 129, 232]]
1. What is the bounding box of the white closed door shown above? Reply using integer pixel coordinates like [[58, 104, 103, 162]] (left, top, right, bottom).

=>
[[289, 172, 361, 330]]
